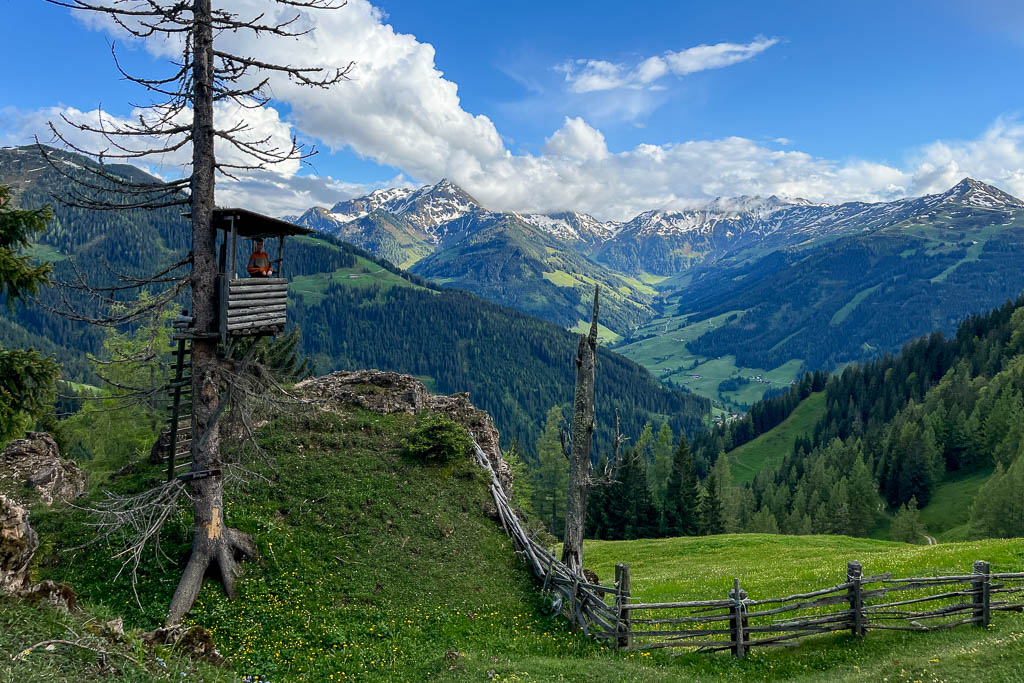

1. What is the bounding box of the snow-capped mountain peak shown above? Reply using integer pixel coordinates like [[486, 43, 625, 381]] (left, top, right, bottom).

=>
[[931, 177, 1024, 210], [518, 210, 618, 242]]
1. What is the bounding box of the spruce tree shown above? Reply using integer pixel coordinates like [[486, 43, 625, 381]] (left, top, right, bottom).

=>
[[699, 474, 725, 535], [890, 496, 927, 544], [662, 434, 699, 536], [648, 422, 674, 510], [531, 405, 568, 537], [0, 185, 59, 441], [969, 457, 1024, 539], [847, 456, 877, 536], [600, 446, 659, 540]]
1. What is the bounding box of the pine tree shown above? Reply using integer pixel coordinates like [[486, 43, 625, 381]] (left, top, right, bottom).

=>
[[662, 433, 699, 536], [0, 185, 59, 441]]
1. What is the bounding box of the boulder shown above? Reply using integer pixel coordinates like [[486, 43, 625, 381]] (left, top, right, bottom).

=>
[[17, 579, 78, 613], [142, 625, 225, 665], [0, 494, 38, 594], [1, 432, 88, 505], [298, 370, 430, 415], [150, 425, 171, 464]]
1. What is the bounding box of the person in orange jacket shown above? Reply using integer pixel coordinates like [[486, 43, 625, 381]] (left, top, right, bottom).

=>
[[247, 238, 273, 277]]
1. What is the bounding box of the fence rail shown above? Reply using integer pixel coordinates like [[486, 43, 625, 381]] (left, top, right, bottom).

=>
[[471, 439, 1024, 656]]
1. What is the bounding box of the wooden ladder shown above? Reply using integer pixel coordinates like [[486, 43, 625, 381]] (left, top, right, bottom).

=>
[[165, 334, 193, 481]]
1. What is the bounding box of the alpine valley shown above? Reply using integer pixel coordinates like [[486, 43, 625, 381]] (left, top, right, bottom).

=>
[[291, 176, 1024, 410]]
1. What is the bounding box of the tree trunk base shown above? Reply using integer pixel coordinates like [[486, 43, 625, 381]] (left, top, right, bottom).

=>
[[166, 526, 256, 626]]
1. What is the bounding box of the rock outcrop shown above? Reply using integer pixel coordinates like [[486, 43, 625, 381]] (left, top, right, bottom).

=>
[[297, 371, 514, 494], [0, 495, 39, 594], [0, 433, 87, 606], [1, 432, 87, 505]]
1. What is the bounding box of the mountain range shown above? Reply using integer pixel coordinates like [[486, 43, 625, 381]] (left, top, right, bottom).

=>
[[289, 175, 1024, 409], [292, 176, 1024, 278]]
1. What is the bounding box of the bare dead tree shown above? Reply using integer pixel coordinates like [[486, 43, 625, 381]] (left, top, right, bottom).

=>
[[560, 285, 600, 575], [44, 0, 353, 625]]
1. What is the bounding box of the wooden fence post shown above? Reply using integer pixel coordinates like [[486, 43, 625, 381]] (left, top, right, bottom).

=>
[[847, 560, 864, 637], [973, 560, 991, 627], [615, 563, 631, 650], [729, 578, 748, 658]]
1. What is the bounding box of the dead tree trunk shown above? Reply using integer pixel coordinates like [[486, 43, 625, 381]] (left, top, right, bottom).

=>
[[561, 286, 599, 575], [166, 0, 255, 625]]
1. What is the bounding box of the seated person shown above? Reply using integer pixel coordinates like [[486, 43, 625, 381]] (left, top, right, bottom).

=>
[[247, 238, 273, 277]]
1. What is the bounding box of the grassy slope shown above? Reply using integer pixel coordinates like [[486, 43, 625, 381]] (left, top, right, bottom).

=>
[[289, 254, 425, 305], [919, 469, 993, 542], [728, 392, 827, 485], [16, 403, 1024, 682], [26, 408, 606, 681], [583, 534, 1024, 682], [615, 310, 804, 410]]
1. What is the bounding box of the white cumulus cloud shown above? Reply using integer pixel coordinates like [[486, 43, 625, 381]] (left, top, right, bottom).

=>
[[558, 37, 779, 93], [9, 3, 1024, 221]]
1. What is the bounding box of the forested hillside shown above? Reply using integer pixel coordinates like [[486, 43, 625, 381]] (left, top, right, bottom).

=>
[[728, 295, 1024, 540], [677, 226, 1024, 370], [584, 296, 1024, 545], [0, 145, 708, 462], [291, 284, 708, 458]]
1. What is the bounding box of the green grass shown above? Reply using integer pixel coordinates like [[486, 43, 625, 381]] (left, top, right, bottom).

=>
[[0, 595, 230, 682], [22, 402, 1024, 682], [570, 319, 622, 345], [830, 285, 881, 326], [28, 408, 606, 681], [289, 255, 425, 305], [728, 392, 827, 485], [23, 243, 68, 264], [617, 311, 804, 410], [920, 469, 993, 541], [541, 269, 579, 287], [581, 533, 1024, 682]]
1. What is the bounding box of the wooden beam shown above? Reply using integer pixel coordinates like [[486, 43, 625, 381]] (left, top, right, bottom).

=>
[[226, 305, 287, 319]]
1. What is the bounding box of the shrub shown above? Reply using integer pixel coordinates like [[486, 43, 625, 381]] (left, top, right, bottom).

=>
[[402, 412, 473, 465]]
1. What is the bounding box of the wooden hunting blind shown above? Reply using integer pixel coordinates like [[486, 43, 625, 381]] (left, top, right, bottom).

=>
[[214, 207, 314, 342]]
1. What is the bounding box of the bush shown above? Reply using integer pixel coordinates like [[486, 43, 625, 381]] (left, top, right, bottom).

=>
[[402, 412, 473, 465]]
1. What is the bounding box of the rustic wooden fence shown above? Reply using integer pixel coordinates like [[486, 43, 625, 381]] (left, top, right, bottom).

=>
[[619, 561, 1024, 655], [471, 440, 1024, 656]]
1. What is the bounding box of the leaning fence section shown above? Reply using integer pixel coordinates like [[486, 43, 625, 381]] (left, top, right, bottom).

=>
[[471, 441, 621, 635], [471, 439, 1024, 655]]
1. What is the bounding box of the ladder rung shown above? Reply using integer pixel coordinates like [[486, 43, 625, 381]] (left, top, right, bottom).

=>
[[175, 461, 192, 470]]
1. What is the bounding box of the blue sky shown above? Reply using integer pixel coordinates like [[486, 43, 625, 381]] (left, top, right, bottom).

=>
[[2, 0, 1024, 219]]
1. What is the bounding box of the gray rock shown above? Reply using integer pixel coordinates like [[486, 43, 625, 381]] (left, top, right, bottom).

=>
[[0, 494, 38, 594], [1, 432, 87, 505]]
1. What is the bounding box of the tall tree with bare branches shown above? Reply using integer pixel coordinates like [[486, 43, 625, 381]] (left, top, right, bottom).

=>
[[44, 0, 352, 624], [560, 286, 600, 575]]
